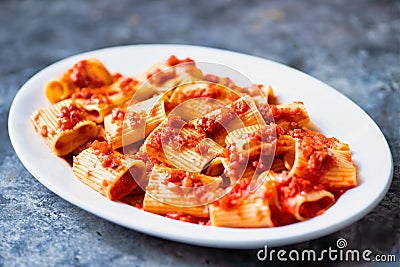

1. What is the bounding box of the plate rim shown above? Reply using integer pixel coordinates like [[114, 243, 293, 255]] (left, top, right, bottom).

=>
[[8, 44, 394, 249]]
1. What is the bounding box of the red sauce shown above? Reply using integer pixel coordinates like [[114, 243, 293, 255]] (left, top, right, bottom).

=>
[[91, 140, 121, 168], [164, 169, 203, 187], [195, 117, 221, 136], [111, 108, 125, 123], [270, 102, 304, 122], [57, 104, 87, 131], [277, 172, 325, 204], [165, 212, 209, 225], [299, 196, 333, 218], [225, 144, 248, 180], [174, 84, 222, 106], [166, 55, 194, 66], [287, 129, 338, 182], [306, 149, 334, 181], [330, 187, 353, 199], [128, 111, 146, 127], [41, 125, 48, 137], [269, 204, 298, 226], [112, 73, 123, 82], [70, 60, 106, 88], [288, 129, 339, 149], [194, 109, 236, 138], [230, 99, 250, 115], [216, 178, 251, 209], [146, 120, 180, 152], [248, 125, 282, 143], [178, 133, 198, 148], [72, 87, 111, 104], [146, 129, 163, 151], [109, 167, 141, 200], [119, 77, 138, 93], [149, 105, 158, 117], [149, 116, 185, 150], [34, 112, 41, 123]]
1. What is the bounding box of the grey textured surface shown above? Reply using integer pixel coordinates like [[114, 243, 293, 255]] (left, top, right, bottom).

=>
[[0, 0, 399, 266]]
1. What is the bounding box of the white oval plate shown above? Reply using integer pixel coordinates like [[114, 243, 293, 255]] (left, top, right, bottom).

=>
[[9, 44, 393, 249]]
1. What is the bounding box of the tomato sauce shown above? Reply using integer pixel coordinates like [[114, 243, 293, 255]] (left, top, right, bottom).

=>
[[128, 111, 146, 127], [248, 125, 282, 143], [299, 196, 334, 219], [269, 204, 298, 226], [277, 172, 321, 199], [288, 128, 339, 149], [178, 133, 198, 148], [270, 102, 304, 121], [57, 104, 87, 131], [91, 140, 122, 168], [111, 107, 125, 123], [164, 169, 203, 188], [41, 125, 48, 137], [70, 60, 106, 88], [72, 87, 111, 104], [166, 55, 194, 66], [174, 84, 223, 106], [225, 145, 248, 180], [216, 178, 251, 209], [165, 212, 209, 225], [119, 77, 138, 93]]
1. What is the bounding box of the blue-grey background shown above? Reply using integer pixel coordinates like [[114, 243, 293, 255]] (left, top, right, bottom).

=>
[[0, 0, 399, 266]]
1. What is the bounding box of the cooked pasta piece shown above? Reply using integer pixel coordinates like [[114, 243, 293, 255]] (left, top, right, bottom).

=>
[[167, 82, 240, 112], [271, 157, 286, 172], [31, 99, 98, 156], [143, 165, 223, 216], [209, 175, 276, 228], [283, 189, 335, 221], [209, 198, 273, 228], [145, 118, 225, 172], [322, 148, 358, 188], [136, 55, 204, 96], [258, 101, 310, 132], [190, 96, 265, 145], [104, 97, 166, 148], [225, 124, 276, 158], [72, 75, 142, 123], [283, 149, 295, 170], [72, 141, 146, 200], [288, 131, 357, 188], [45, 58, 114, 104], [203, 74, 277, 103], [204, 157, 229, 177], [225, 124, 295, 161]]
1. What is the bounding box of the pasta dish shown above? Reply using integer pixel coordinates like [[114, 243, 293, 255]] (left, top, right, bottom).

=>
[[31, 55, 358, 228]]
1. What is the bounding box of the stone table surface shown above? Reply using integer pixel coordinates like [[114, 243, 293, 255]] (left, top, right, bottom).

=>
[[0, 0, 399, 266]]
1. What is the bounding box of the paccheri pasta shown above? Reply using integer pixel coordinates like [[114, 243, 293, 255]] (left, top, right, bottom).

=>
[[31, 55, 358, 228]]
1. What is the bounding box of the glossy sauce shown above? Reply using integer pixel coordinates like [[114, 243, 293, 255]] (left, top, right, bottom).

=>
[[91, 140, 121, 168], [57, 104, 87, 131], [70, 60, 106, 88], [166, 55, 194, 66]]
